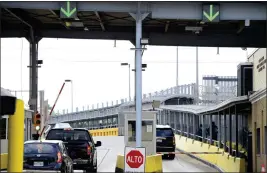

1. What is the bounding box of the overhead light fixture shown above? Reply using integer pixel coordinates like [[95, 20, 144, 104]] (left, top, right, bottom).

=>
[[185, 26, 203, 32], [245, 19, 250, 27], [140, 38, 149, 45]]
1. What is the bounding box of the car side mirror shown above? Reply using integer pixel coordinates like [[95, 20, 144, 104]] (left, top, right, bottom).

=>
[[95, 141, 102, 147]]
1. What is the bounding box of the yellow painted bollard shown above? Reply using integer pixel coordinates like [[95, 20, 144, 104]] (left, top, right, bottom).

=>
[[8, 99, 24, 172]]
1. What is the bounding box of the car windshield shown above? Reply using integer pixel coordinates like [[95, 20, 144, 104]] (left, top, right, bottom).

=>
[[24, 143, 57, 154], [156, 128, 174, 137], [46, 129, 90, 142]]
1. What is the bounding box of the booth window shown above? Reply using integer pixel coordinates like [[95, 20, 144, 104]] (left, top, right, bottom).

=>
[[257, 128, 261, 155], [128, 121, 153, 141], [0, 118, 7, 139]]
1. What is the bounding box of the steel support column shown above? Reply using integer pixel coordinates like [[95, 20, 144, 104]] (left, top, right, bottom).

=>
[[223, 110, 227, 152], [174, 111, 177, 132], [187, 113, 189, 138], [28, 30, 40, 115], [218, 111, 221, 148], [235, 105, 239, 157], [193, 114, 196, 140], [202, 115, 205, 142], [229, 107, 232, 154], [209, 114, 213, 145]]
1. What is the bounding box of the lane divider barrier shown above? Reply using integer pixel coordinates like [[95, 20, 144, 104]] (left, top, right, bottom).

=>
[[157, 151, 222, 155], [89, 127, 119, 137]]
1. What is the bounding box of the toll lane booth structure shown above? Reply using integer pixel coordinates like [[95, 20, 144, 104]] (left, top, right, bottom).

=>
[[123, 111, 157, 155]]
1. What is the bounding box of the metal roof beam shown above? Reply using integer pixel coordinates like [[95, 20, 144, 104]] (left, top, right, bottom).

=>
[[35, 30, 264, 48], [94, 11, 105, 31], [0, 2, 266, 20], [164, 21, 169, 33], [4, 8, 42, 29]]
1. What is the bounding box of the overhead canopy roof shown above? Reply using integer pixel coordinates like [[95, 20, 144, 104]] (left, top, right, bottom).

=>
[[1, 1, 266, 47], [160, 95, 249, 115]]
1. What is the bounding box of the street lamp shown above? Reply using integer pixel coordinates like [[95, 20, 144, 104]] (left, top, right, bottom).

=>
[[65, 79, 73, 112], [121, 63, 131, 102]]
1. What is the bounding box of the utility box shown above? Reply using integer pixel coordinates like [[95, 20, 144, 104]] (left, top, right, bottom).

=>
[[123, 111, 157, 156]]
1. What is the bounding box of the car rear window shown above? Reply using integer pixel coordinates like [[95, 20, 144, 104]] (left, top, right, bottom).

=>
[[46, 129, 91, 142], [24, 143, 57, 154], [156, 128, 174, 137]]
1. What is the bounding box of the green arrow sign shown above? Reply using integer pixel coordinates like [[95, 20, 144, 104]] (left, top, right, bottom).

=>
[[203, 4, 219, 22], [60, 1, 77, 18]]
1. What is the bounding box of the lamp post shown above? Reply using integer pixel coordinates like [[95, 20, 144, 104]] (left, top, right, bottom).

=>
[[121, 63, 131, 102], [132, 64, 147, 111], [65, 79, 73, 112]]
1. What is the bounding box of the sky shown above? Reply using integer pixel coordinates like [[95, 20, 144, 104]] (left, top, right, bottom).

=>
[[1, 38, 255, 114]]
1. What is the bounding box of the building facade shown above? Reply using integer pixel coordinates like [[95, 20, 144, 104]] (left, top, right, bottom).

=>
[[248, 48, 267, 172]]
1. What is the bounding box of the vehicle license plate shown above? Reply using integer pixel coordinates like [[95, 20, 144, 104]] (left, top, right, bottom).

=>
[[33, 161, 44, 167]]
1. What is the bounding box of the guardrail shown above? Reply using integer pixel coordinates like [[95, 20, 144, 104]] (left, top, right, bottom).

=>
[[54, 84, 237, 116]]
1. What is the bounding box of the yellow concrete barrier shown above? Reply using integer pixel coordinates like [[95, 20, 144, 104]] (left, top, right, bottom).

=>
[[0, 153, 8, 170], [89, 128, 118, 137], [115, 154, 163, 172], [175, 135, 246, 172]]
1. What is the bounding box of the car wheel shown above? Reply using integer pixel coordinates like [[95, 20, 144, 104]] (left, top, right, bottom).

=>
[[168, 154, 175, 160]]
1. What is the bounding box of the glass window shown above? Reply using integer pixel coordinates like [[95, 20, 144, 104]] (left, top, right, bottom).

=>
[[46, 129, 91, 142], [128, 121, 153, 141], [257, 128, 260, 154], [24, 143, 57, 154], [156, 128, 174, 137], [0, 118, 7, 139]]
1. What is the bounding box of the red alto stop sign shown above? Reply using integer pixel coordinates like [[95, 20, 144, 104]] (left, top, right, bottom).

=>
[[126, 150, 144, 168]]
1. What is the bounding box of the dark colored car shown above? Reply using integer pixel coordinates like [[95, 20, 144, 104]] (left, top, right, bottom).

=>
[[24, 140, 73, 173], [156, 125, 176, 160], [45, 127, 101, 173]]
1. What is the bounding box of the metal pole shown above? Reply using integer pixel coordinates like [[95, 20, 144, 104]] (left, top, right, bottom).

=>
[[196, 47, 199, 105], [7, 99, 24, 172], [176, 46, 179, 87], [71, 81, 73, 112], [128, 64, 131, 101], [135, 2, 142, 147]]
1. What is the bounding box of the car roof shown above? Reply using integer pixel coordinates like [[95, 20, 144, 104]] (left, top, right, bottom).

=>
[[50, 128, 88, 131], [53, 123, 72, 129], [24, 140, 62, 144], [156, 124, 172, 129]]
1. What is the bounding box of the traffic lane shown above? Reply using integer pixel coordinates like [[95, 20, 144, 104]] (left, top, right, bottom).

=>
[[162, 153, 219, 172], [93, 136, 124, 172]]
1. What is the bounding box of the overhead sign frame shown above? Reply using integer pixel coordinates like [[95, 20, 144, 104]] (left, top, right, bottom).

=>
[[124, 146, 146, 172], [60, 1, 77, 19], [202, 4, 220, 22]]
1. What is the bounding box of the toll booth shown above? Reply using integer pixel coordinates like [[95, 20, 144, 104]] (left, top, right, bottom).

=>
[[123, 111, 157, 155]]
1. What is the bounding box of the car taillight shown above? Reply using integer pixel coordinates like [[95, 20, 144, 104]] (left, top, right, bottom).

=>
[[87, 144, 91, 155], [57, 152, 62, 163], [173, 137, 175, 145]]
